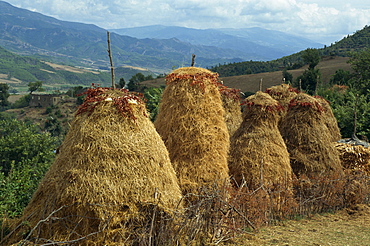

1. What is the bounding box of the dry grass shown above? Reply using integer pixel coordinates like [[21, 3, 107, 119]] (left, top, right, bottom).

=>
[[280, 93, 343, 177], [154, 67, 230, 196], [228, 91, 293, 191], [5, 88, 183, 245]]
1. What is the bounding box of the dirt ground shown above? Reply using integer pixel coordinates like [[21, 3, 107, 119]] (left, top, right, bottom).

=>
[[234, 203, 370, 246]]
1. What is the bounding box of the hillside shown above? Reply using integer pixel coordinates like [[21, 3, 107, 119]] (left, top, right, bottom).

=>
[[0, 45, 158, 92], [0, 45, 111, 92], [141, 56, 351, 93], [210, 25, 370, 77], [0, 1, 254, 73]]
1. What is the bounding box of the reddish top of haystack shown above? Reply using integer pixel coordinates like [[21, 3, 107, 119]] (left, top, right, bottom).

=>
[[76, 86, 147, 120], [218, 84, 241, 102], [166, 67, 220, 92], [288, 93, 324, 113], [242, 91, 284, 112]]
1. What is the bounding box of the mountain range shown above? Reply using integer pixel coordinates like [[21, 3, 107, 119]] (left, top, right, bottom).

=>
[[111, 25, 323, 61], [0, 0, 323, 73]]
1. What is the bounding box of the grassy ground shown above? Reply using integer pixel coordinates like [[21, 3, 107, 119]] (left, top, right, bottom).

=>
[[234, 203, 370, 245]]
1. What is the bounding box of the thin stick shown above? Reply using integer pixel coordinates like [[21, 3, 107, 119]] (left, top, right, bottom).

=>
[[353, 94, 359, 137], [107, 31, 116, 89], [191, 54, 196, 67], [259, 78, 263, 91]]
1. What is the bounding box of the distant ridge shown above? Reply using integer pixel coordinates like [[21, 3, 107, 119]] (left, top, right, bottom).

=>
[[110, 25, 324, 60]]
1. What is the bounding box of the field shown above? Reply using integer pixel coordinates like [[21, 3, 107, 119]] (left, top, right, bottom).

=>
[[237, 204, 370, 245], [141, 56, 351, 93]]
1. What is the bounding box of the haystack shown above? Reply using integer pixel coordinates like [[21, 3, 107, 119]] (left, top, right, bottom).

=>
[[154, 67, 230, 195], [335, 142, 370, 175], [219, 85, 242, 138], [228, 91, 293, 190], [313, 95, 342, 142], [280, 93, 344, 177], [9, 88, 183, 245], [265, 83, 299, 109]]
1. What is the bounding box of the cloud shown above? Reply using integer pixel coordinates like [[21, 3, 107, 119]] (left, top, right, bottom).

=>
[[5, 0, 370, 44]]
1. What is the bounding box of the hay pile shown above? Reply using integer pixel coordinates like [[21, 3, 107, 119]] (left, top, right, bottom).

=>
[[228, 91, 293, 190], [280, 93, 344, 177], [9, 88, 183, 245], [154, 67, 230, 195], [265, 83, 299, 108], [335, 142, 370, 174], [314, 95, 341, 142], [219, 85, 242, 138]]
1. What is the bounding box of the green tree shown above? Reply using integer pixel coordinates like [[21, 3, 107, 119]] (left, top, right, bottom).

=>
[[0, 83, 10, 107], [116, 77, 126, 89], [28, 81, 45, 94], [282, 69, 293, 84], [127, 73, 146, 91], [143, 87, 164, 121], [302, 48, 321, 70], [0, 118, 57, 217], [318, 88, 370, 139], [330, 69, 352, 85], [295, 48, 321, 94], [296, 69, 321, 95], [347, 48, 370, 93]]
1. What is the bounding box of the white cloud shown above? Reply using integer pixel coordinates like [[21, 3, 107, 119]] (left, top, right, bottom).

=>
[[4, 0, 370, 44]]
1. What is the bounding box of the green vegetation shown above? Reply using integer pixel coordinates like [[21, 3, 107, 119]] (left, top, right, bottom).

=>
[[0, 83, 9, 107], [0, 116, 57, 217], [294, 48, 321, 94], [318, 47, 370, 139], [0, 46, 112, 90]]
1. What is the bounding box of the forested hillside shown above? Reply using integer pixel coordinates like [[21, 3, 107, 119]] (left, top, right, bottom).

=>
[[211, 25, 370, 77]]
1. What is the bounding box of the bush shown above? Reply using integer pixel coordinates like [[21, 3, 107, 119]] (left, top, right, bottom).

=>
[[0, 118, 57, 217], [11, 94, 31, 109]]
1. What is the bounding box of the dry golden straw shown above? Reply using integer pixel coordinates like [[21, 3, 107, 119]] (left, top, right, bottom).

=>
[[280, 93, 344, 177], [9, 88, 183, 245], [314, 95, 342, 142], [228, 91, 293, 190], [154, 67, 230, 195], [219, 85, 242, 138]]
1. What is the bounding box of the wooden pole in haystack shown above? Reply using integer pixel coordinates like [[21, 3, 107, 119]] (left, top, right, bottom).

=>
[[107, 31, 116, 89], [191, 54, 196, 67], [8, 88, 183, 245], [259, 78, 263, 91]]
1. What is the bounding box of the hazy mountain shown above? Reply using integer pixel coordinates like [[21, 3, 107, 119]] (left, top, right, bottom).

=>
[[0, 1, 250, 73], [110, 25, 324, 60]]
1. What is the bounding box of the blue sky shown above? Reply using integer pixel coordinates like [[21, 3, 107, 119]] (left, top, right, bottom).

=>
[[4, 0, 370, 45]]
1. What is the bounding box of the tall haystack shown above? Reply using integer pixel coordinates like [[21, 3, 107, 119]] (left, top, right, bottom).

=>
[[154, 67, 230, 195], [9, 87, 183, 245], [219, 85, 242, 138], [228, 91, 293, 190], [313, 95, 342, 142], [280, 93, 344, 177]]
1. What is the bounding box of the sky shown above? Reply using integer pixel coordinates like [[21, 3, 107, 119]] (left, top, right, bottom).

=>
[[4, 0, 370, 45]]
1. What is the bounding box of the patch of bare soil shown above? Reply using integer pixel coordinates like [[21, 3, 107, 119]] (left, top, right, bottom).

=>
[[235, 204, 370, 245]]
